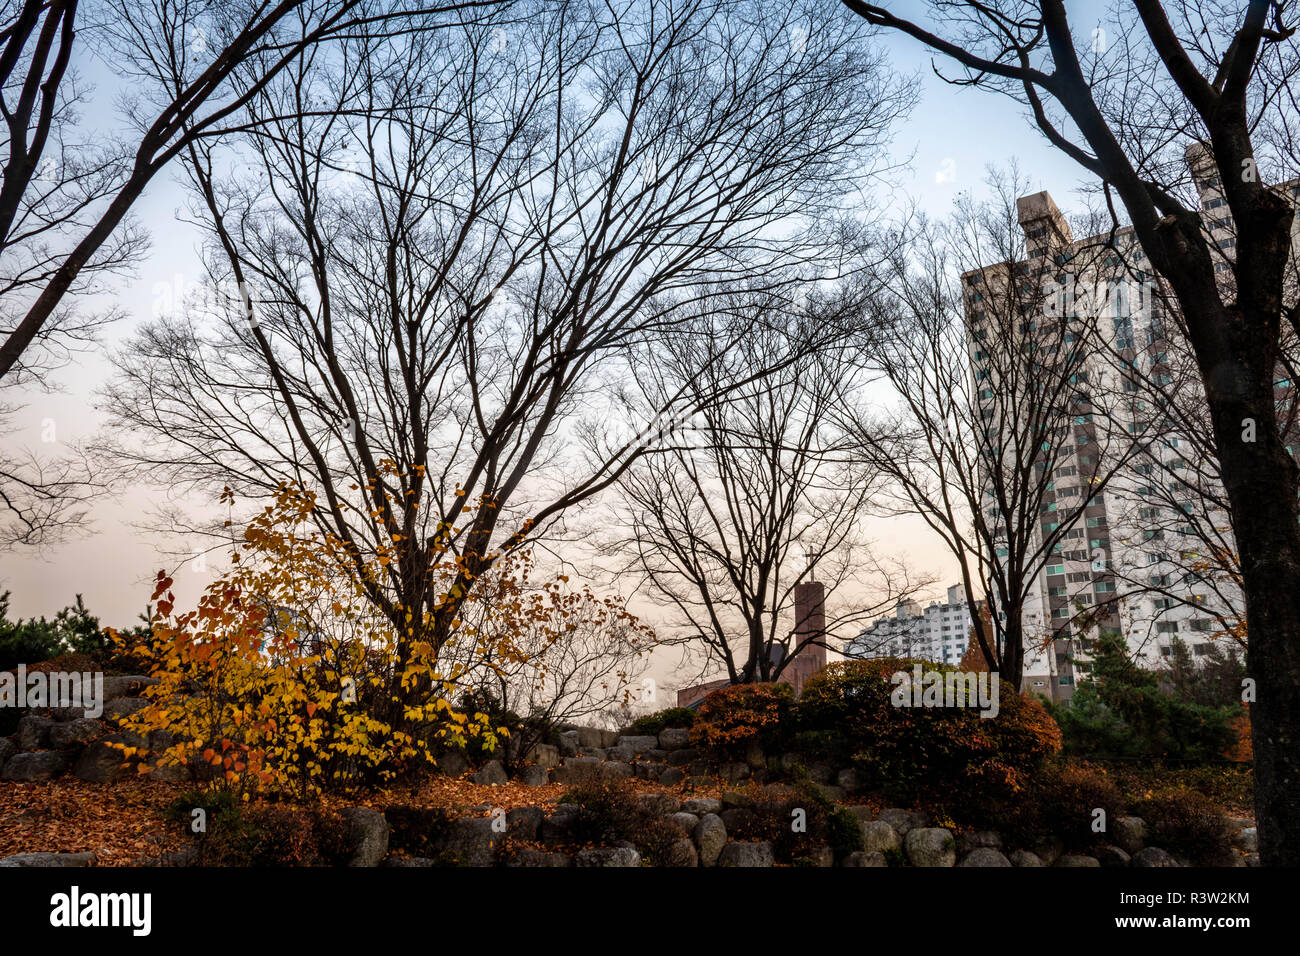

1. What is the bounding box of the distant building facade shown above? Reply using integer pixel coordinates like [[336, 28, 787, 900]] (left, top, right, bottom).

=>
[[844, 584, 973, 667]]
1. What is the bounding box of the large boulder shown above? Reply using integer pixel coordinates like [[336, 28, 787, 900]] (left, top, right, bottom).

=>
[[636, 793, 681, 816], [617, 735, 659, 755], [1032, 837, 1064, 866], [519, 764, 550, 787], [0, 736, 16, 768], [878, 808, 926, 838], [442, 817, 502, 867], [575, 847, 641, 867], [1009, 849, 1045, 867], [1132, 846, 1180, 868], [958, 848, 1012, 867], [1055, 854, 1101, 867], [471, 760, 508, 786], [102, 697, 150, 722], [1112, 816, 1147, 855], [576, 726, 618, 749], [1237, 827, 1258, 853], [531, 743, 561, 769], [49, 718, 105, 751], [435, 750, 468, 777], [340, 807, 389, 866], [550, 756, 601, 784], [860, 820, 902, 854], [666, 748, 698, 767], [719, 762, 751, 785], [598, 761, 634, 781], [541, 806, 579, 844], [658, 728, 690, 750], [102, 676, 159, 701], [670, 812, 701, 832], [16, 716, 55, 751], [718, 841, 774, 867], [1096, 845, 1131, 867], [558, 730, 580, 757], [3, 750, 70, 782], [693, 814, 728, 867], [72, 735, 131, 783], [506, 807, 545, 841], [147, 760, 191, 784], [957, 830, 1003, 854], [682, 798, 723, 816], [634, 761, 666, 781], [663, 838, 699, 867], [0, 852, 95, 867], [904, 828, 957, 867], [658, 767, 686, 786]]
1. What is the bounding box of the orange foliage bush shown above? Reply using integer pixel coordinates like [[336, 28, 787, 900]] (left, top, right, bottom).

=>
[[689, 682, 794, 753]]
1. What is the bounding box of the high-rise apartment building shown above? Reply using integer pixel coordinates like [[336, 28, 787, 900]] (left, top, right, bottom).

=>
[[963, 144, 1298, 701]]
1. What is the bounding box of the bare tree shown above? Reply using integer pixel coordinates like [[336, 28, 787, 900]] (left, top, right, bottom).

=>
[[101, 0, 910, 723], [608, 286, 925, 687], [842, 0, 1300, 863], [444, 552, 653, 769], [0, 0, 502, 545], [841, 173, 1136, 692]]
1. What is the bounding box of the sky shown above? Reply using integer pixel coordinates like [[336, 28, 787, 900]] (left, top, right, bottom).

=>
[[0, 2, 1109, 676]]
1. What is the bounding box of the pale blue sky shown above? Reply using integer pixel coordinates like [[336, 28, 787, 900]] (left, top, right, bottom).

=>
[[0, 1, 1113, 628]]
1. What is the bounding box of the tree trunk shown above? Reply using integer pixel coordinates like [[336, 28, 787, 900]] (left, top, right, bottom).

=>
[[1000, 608, 1024, 691], [1200, 326, 1300, 866]]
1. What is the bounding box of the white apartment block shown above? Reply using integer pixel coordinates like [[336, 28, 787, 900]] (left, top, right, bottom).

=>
[[845, 584, 974, 667], [963, 144, 1297, 702]]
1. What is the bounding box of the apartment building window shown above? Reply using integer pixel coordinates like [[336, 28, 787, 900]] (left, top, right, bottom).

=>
[[1189, 619, 1212, 633], [1089, 538, 1110, 550], [1154, 598, 1175, 610], [1094, 581, 1116, 593], [1156, 621, 1179, 633], [1046, 564, 1065, 576]]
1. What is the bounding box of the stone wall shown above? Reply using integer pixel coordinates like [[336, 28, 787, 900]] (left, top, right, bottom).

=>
[[0, 675, 182, 785]]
